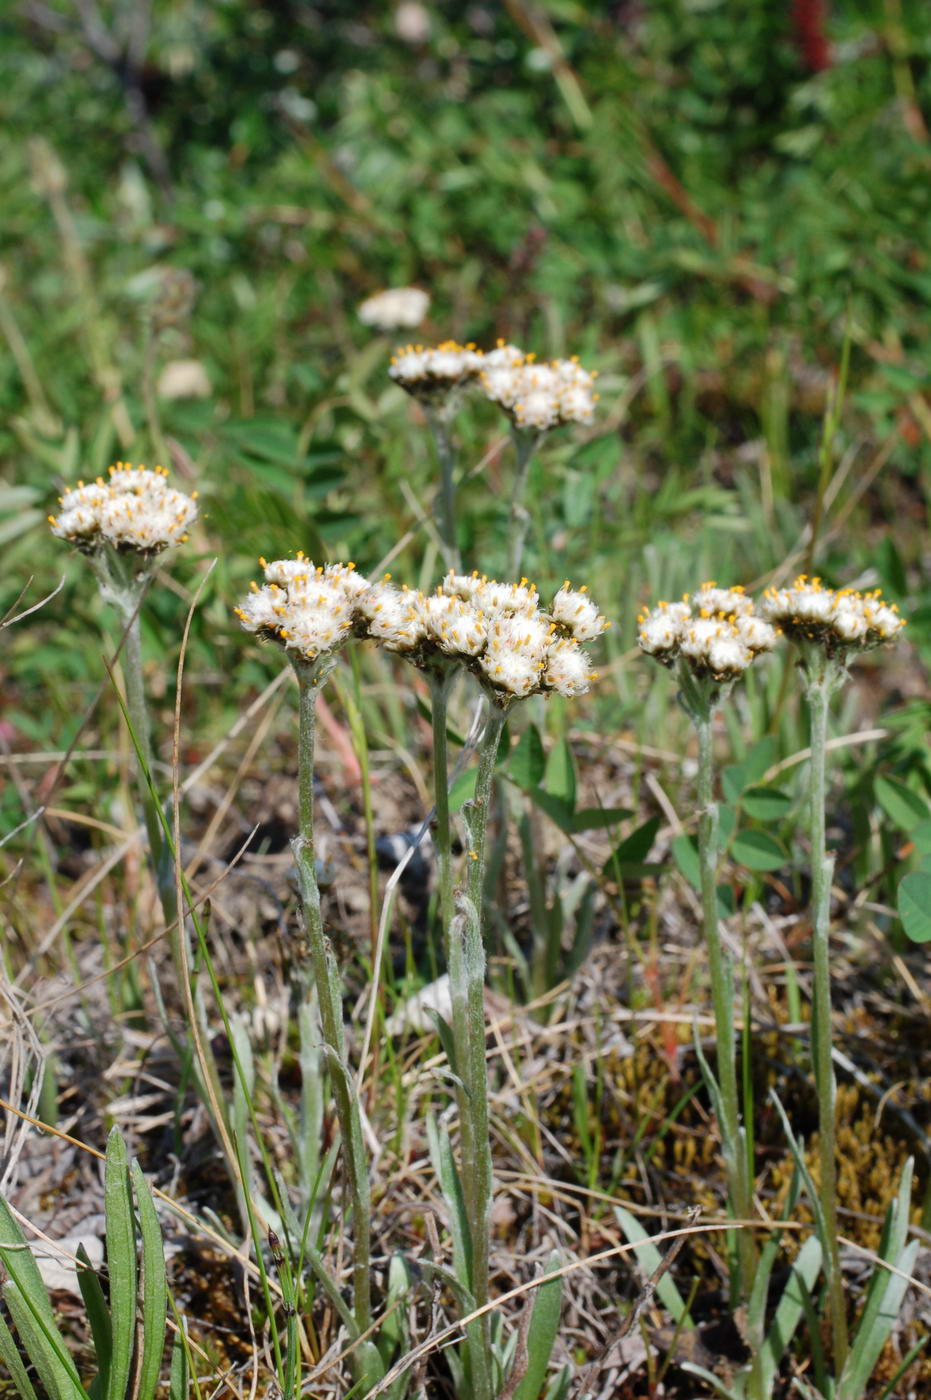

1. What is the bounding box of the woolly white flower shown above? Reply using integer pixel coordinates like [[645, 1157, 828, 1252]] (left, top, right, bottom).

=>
[[236, 556, 371, 663], [441, 570, 488, 603], [49, 463, 198, 555], [637, 601, 689, 658], [475, 578, 540, 616], [420, 594, 487, 657], [639, 587, 776, 681], [482, 352, 599, 432], [483, 342, 525, 369], [358, 286, 429, 332], [760, 576, 905, 654], [357, 581, 424, 652], [389, 340, 483, 398], [735, 614, 779, 655], [544, 638, 594, 697], [691, 583, 754, 618], [551, 583, 609, 642]]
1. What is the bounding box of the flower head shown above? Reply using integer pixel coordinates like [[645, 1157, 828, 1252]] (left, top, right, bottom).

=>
[[48, 463, 198, 556], [759, 576, 905, 657], [482, 351, 598, 432], [236, 557, 371, 664], [389, 340, 483, 400], [358, 286, 430, 332], [638, 587, 776, 686]]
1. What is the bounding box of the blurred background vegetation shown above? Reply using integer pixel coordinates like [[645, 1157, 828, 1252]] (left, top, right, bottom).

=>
[[3, 0, 931, 890]]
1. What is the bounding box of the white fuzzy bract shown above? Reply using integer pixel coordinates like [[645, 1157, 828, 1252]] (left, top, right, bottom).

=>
[[356, 581, 424, 652], [551, 583, 609, 642], [358, 286, 430, 331], [389, 340, 483, 398], [49, 463, 198, 555], [760, 576, 906, 653]]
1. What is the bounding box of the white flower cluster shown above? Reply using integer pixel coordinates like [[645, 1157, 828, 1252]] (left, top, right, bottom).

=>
[[236, 556, 370, 663], [48, 464, 198, 555], [359, 570, 609, 702], [358, 286, 430, 331], [760, 575, 905, 654], [237, 560, 610, 700], [638, 582, 778, 681], [481, 345, 598, 432], [389, 340, 484, 398]]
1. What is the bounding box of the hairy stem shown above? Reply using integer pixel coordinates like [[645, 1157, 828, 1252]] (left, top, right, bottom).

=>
[[429, 669, 456, 943], [292, 661, 372, 1338], [696, 712, 755, 1295], [450, 703, 507, 1400], [806, 671, 849, 1370], [427, 408, 461, 573]]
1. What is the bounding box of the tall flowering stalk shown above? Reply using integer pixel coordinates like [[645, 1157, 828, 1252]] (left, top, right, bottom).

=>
[[760, 575, 906, 1369], [49, 463, 198, 914], [389, 341, 484, 571], [363, 567, 608, 1399], [480, 344, 598, 576], [236, 557, 377, 1353], [639, 584, 780, 1298]]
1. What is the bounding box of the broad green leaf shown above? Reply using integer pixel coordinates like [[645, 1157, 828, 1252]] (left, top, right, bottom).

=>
[[718, 804, 738, 847], [510, 1252, 564, 1400], [671, 833, 700, 890], [875, 775, 930, 834], [603, 816, 661, 878], [131, 1162, 167, 1400], [568, 806, 631, 833], [898, 874, 931, 943], [507, 725, 546, 789], [104, 1130, 136, 1400], [449, 767, 477, 813], [544, 739, 576, 809], [741, 787, 792, 821], [523, 786, 575, 833], [730, 829, 786, 872], [722, 764, 745, 805], [741, 737, 779, 786], [910, 819, 931, 854]]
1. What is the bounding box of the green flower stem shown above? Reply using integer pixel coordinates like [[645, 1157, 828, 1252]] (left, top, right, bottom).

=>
[[428, 669, 456, 942], [506, 428, 542, 579], [695, 709, 756, 1294], [448, 703, 507, 1400], [426, 407, 461, 573], [292, 658, 372, 1339], [805, 667, 849, 1371]]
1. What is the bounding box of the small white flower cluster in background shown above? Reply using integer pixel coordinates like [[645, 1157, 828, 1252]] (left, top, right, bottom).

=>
[[760, 575, 905, 654], [638, 582, 779, 681], [48, 464, 198, 555], [237, 559, 610, 699], [388, 335, 599, 429], [482, 348, 599, 432], [357, 286, 430, 332], [388, 340, 484, 398]]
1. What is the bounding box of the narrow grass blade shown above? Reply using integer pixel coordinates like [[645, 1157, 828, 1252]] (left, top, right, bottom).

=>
[[76, 1243, 112, 1398], [168, 1328, 188, 1400], [130, 1161, 167, 1400], [0, 1308, 41, 1400], [839, 1158, 915, 1400], [426, 1116, 473, 1290], [755, 1236, 822, 1397], [768, 1092, 829, 1248], [103, 1129, 137, 1400], [613, 1206, 694, 1327], [0, 1195, 86, 1400], [509, 1252, 563, 1400], [3, 1286, 85, 1400]]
